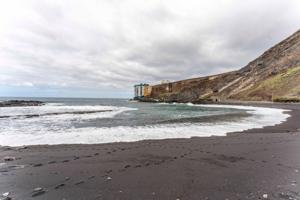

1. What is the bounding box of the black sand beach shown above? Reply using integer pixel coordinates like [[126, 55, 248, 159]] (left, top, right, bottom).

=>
[[1, 103, 300, 200]]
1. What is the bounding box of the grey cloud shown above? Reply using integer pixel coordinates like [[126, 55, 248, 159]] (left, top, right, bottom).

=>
[[0, 0, 300, 97]]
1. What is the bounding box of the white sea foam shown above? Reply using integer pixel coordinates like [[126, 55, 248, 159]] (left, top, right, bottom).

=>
[[0, 104, 290, 146], [0, 105, 122, 117]]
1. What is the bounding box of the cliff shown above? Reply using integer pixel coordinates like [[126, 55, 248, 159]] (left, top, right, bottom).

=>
[[148, 29, 300, 103]]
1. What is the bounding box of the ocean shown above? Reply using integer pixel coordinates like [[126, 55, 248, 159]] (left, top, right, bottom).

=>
[[0, 97, 289, 146]]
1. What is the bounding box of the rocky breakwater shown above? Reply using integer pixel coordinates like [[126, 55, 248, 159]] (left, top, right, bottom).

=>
[[0, 100, 45, 107]]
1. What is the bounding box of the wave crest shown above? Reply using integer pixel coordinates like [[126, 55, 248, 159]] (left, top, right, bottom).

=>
[[0, 104, 289, 146]]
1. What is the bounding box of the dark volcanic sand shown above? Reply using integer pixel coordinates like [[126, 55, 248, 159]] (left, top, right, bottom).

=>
[[0, 104, 300, 200]]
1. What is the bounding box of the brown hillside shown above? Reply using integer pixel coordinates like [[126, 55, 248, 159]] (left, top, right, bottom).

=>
[[149, 29, 300, 102]]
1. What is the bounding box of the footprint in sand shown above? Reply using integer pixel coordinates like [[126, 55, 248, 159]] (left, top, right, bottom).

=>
[[124, 165, 131, 169], [73, 156, 80, 160], [33, 163, 43, 167], [74, 181, 84, 185], [55, 183, 65, 189]]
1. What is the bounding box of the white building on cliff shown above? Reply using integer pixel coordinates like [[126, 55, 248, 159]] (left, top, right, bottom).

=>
[[134, 83, 151, 99]]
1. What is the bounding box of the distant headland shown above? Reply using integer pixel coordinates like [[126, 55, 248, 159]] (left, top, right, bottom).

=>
[[134, 29, 300, 103]]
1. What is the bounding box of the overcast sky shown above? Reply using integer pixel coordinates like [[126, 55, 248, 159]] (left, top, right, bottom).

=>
[[0, 0, 300, 98]]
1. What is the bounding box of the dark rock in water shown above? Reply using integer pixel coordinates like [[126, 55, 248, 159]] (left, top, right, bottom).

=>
[[0, 100, 45, 107]]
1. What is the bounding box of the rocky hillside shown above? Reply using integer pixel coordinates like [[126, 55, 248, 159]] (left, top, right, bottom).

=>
[[149, 29, 300, 102]]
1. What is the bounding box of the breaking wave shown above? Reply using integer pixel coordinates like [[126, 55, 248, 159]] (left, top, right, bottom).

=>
[[0, 103, 289, 146], [0, 104, 135, 120]]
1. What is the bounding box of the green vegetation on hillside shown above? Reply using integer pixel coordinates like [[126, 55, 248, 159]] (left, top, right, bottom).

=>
[[236, 66, 300, 101], [272, 96, 300, 103]]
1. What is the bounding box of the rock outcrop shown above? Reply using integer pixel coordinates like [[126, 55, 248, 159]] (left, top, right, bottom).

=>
[[0, 100, 45, 107]]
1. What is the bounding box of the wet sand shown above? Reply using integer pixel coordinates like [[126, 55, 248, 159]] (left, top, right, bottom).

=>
[[0, 103, 300, 200]]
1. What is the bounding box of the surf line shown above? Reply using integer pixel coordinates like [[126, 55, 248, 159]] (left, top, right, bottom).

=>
[[0, 110, 113, 119]]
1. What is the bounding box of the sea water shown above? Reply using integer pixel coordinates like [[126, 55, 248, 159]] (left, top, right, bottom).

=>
[[0, 97, 289, 146]]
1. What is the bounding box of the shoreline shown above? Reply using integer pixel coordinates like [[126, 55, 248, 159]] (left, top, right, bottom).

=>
[[0, 102, 291, 147], [234, 102, 300, 134], [0, 103, 300, 199]]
